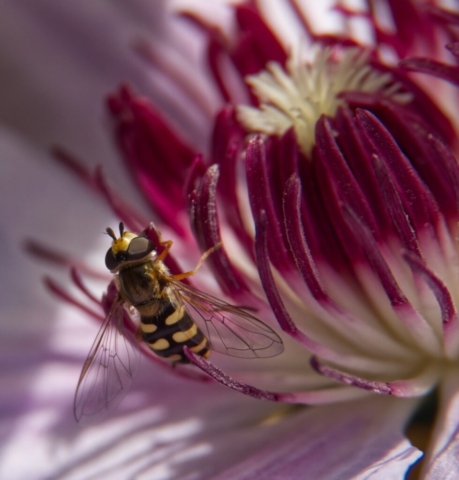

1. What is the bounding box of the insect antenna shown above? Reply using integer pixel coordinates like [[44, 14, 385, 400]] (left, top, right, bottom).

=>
[[119, 222, 125, 237], [106, 227, 117, 241]]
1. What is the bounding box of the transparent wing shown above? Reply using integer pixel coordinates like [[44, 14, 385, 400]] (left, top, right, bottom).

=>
[[74, 295, 140, 424], [169, 279, 283, 359]]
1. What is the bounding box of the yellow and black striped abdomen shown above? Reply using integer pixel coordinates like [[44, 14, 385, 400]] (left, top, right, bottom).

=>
[[139, 300, 210, 363]]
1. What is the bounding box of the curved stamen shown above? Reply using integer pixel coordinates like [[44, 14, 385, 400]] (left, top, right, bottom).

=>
[[70, 268, 101, 306], [311, 356, 437, 398], [44, 276, 104, 323], [342, 204, 442, 356], [189, 163, 252, 300], [403, 251, 459, 359], [185, 347, 371, 405]]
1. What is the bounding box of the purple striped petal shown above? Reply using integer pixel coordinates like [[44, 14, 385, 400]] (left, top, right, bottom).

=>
[[214, 395, 421, 480]]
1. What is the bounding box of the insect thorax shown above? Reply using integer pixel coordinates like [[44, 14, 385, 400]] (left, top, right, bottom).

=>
[[118, 259, 167, 313]]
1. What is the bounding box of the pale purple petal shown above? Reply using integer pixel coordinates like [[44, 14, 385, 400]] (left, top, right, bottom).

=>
[[213, 396, 422, 480], [0, 130, 282, 479], [3, 2, 459, 479], [0, 1, 165, 226]]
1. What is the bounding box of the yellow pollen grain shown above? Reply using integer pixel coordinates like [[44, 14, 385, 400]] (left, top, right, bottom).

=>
[[150, 338, 170, 351], [172, 324, 198, 343], [237, 47, 410, 157], [140, 323, 158, 333], [165, 354, 182, 362], [165, 306, 185, 325], [189, 337, 208, 353]]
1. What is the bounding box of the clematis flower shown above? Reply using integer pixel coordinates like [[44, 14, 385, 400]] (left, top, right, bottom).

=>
[[97, 0, 459, 477], [3, 0, 459, 479]]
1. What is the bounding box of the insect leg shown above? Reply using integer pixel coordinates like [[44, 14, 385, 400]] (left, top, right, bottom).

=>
[[155, 240, 173, 263], [172, 243, 221, 281]]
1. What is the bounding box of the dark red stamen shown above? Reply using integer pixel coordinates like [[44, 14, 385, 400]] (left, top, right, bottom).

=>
[[283, 175, 328, 302], [189, 164, 252, 300], [44, 276, 104, 322], [310, 356, 393, 395]]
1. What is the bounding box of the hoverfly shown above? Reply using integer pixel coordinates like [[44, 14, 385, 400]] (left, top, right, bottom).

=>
[[74, 222, 283, 423]]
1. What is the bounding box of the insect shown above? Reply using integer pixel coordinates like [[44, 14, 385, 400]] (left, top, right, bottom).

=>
[[74, 222, 283, 423]]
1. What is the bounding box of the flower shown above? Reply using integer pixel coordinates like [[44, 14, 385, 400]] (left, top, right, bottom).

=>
[[100, 0, 459, 477], [3, 0, 459, 479]]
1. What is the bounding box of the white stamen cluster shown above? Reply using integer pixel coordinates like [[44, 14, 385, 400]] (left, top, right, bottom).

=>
[[237, 48, 411, 156]]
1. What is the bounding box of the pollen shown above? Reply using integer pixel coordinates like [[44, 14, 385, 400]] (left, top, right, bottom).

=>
[[237, 47, 412, 157]]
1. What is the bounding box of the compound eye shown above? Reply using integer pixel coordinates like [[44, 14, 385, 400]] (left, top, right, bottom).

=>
[[127, 236, 155, 261], [105, 249, 119, 271]]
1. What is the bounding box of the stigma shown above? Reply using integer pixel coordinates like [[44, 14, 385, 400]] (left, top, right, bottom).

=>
[[237, 47, 412, 156]]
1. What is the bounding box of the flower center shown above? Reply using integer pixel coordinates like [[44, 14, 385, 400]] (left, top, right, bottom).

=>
[[237, 47, 411, 156]]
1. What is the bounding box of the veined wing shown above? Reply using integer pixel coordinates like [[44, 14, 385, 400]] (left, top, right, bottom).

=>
[[74, 295, 140, 424], [169, 279, 283, 359]]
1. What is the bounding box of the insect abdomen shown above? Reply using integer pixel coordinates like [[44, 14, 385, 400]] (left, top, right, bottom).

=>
[[139, 300, 210, 363]]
